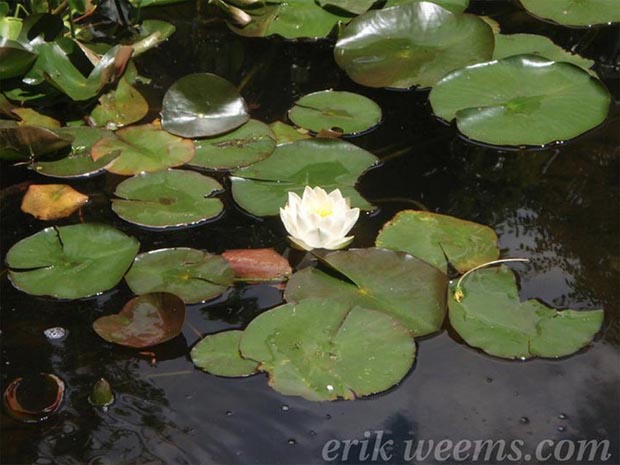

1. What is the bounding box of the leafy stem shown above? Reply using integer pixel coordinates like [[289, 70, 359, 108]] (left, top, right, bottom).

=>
[[453, 258, 530, 302]]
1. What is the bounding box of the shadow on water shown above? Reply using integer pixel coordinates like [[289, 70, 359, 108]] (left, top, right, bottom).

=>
[[1, 1, 619, 464]]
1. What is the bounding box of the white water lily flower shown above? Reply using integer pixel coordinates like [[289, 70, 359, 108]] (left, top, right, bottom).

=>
[[279, 186, 360, 251]]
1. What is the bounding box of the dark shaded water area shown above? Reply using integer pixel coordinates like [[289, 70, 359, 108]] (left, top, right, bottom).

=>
[[1, 1, 619, 464]]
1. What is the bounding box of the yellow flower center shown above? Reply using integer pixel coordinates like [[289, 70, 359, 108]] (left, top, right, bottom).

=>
[[313, 206, 333, 218]]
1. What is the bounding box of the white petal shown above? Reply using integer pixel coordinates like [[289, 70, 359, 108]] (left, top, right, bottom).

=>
[[339, 207, 360, 235], [288, 235, 313, 251], [280, 207, 298, 236], [322, 235, 354, 250]]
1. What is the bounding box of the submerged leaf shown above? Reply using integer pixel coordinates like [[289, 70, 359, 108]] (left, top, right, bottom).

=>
[[285, 248, 448, 336], [375, 210, 499, 273], [125, 248, 235, 304], [240, 299, 416, 401], [21, 184, 89, 220], [93, 293, 186, 348], [191, 330, 259, 377], [448, 266, 604, 359], [6, 224, 139, 299]]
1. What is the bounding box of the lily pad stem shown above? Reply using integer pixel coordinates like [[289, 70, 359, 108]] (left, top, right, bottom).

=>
[[453, 258, 530, 302]]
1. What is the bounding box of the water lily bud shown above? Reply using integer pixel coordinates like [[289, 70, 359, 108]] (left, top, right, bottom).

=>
[[279, 186, 360, 251], [89, 378, 114, 407]]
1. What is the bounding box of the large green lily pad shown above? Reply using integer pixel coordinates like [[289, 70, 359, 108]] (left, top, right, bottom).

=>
[[124, 248, 235, 304], [231, 138, 378, 216], [93, 293, 186, 348], [191, 330, 259, 377], [375, 210, 499, 274], [6, 224, 139, 299], [448, 266, 604, 359], [240, 299, 415, 401], [91, 124, 195, 175], [31, 127, 117, 178], [190, 119, 276, 170], [112, 170, 224, 229], [334, 1, 494, 89], [429, 55, 611, 146], [288, 90, 382, 136], [161, 73, 249, 138], [285, 248, 447, 336], [493, 33, 595, 74], [519, 0, 620, 26], [384, 0, 469, 14]]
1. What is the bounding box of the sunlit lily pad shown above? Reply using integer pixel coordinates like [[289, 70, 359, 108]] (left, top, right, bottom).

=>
[[519, 0, 620, 26], [6, 224, 139, 299], [161, 73, 249, 138], [31, 127, 118, 178], [21, 184, 89, 220], [286, 248, 447, 336], [384, 0, 469, 13], [89, 77, 149, 129], [288, 90, 382, 136], [190, 119, 276, 170], [239, 299, 415, 401], [269, 121, 310, 145], [124, 248, 235, 304], [93, 293, 186, 348], [112, 170, 223, 228], [91, 123, 195, 175], [449, 266, 604, 359], [222, 248, 292, 281], [375, 210, 499, 274], [429, 55, 611, 146], [0, 121, 73, 160], [317, 0, 375, 14], [493, 33, 595, 74], [231, 138, 378, 216], [13, 108, 60, 129], [334, 1, 494, 89], [191, 330, 259, 377]]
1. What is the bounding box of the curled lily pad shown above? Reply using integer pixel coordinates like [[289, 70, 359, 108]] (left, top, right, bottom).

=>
[[449, 266, 604, 359], [519, 0, 620, 26], [6, 224, 139, 299], [334, 1, 494, 89], [124, 248, 235, 304], [161, 73, 249, 138], [0, 38, 36, 79], [240, 299, 416, 401], [286, 248, 448, 336], [112, 170, 224, 229], [191, 330, 259, 377], [222, 248, 292, 281], [4, 373, 65, 423], [190, 119, 276, 170], [93, 293, 186, 348], [0, 121, 73, 160], [21, 184, 89, 220], [429, 55, 611, 146], [31, 127, 117, 178], [91, 123, 195, 175], [231, 138, 378, 216], [288, 90, 382, 136], [493, 33, 595, 74], [375, 210, 499, 274], [129, 20, 176, 57]]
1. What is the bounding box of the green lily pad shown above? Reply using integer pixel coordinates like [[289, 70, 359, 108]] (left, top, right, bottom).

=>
[[334, 1, 494, 89], [429, 54, 611, 146], [6, 224, 139, 299], [190, 119, 276, 170], [124, 248, 235, 304], [93, 293, 186, 348], [112, 170, 224, 229], [519, 0, 620, 26], [448, 266, 604, 359], [493, 33, 595, 74], [231, 138, 378, 216], [285, 248, 448, 336], [191, 330, 259, 377], [384, 0, 469, 14], [269, 121, 311, 145], [317, 0, 376, 14], [161, 73, 249, 138], [91, 124, 195, 175], [0, 120, 73, 160], [288, 90, 382, 136], [0, 38, 36, 79], [12, 108, 60, 129], [375, 210, 499, 274], [31, 127, 117, 178], [89, 76, 149, 129], [239, 299, 416, 401], [229, 0, 350, 39]]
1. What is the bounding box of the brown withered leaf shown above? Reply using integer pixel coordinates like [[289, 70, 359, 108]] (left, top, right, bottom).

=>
[[222, 248, 292, 281], [21, 184, 89, 220]]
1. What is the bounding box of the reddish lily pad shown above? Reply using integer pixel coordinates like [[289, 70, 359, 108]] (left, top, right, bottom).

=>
[[21, 184, 89, 220], [4, 373, 65, 423], [222, 248, 292, 281]]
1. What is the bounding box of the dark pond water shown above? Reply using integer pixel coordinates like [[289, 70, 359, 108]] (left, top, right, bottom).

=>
[[1, 1, 619, 464]]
